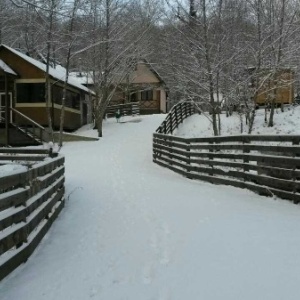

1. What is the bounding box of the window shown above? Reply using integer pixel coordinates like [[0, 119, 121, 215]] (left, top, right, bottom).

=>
[[52, 85, 80, 110], [66, 90, 80, 110], [52, 85, 63, 105], [16, 83, 45, 103], [141, 90, 153, 101]]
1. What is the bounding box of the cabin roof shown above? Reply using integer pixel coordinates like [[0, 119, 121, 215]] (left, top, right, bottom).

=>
[[0, 59, 17, 75], [69, 72, 94, 85], [0, 45, 94, 94], [138, 59, 165, 85]]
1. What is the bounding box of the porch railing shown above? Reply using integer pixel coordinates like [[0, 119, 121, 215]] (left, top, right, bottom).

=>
[[11, 107, 48, 143], [105, 102, 140, 118]]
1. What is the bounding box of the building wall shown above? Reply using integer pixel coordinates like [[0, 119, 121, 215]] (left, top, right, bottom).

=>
[[0, 48, 44, 79], [159, 89, 167, 113], [15, 104, 81, 130], [129, 63, 160, 84], [254, 70, 294, 105], [0, 48, 89, 130]]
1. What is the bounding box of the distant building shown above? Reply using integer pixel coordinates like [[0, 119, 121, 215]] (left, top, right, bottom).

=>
[[248, 67, 294, 106], [70, 60, 168, 114]]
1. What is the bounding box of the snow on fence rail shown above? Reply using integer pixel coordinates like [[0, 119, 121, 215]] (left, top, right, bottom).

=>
[[153, 133, 300, 204], [156, 101, 195, 134], [0, 148, 65, 281]]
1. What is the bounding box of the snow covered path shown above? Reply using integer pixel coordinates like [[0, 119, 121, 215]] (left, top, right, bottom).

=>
[[1, 115, 300, 299]]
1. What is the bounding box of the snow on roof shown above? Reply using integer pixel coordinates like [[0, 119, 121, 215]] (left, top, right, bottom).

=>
[[69, 72, 94, 85], [1, 45, 94, 94], [0, 59, 17, 75]]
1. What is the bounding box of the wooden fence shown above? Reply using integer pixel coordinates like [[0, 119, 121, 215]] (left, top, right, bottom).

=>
[[105, 102, 140, 118], [153, 133, 300, 204], [0, 148, 65, 281], [156, 101, 196, 134]]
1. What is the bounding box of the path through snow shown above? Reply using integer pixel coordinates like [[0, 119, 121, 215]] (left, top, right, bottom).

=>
[[1, 115, 300, 299]]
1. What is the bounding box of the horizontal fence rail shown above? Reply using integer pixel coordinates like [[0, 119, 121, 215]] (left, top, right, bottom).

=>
[[156, 101, 196, 134], [105, 102, 140, 118], [0, 150, 64, 281], [153, 133, 300, 204], [0, 148, 56, 163]]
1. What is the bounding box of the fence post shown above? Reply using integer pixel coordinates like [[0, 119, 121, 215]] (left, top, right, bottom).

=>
[[169, 136, 173, 166], [153, 134, 157, 162], [243, 136, 250, 181], [180, 103, 183, 123], [209, 140, 214, 176], [186, 140, 191, 178], [170, 113, 173, 135], [292, 137, 300, 200], [163, 121, 167, 134]]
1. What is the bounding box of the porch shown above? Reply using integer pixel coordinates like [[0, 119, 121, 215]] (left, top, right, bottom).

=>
[[111, 87, 167, 114]]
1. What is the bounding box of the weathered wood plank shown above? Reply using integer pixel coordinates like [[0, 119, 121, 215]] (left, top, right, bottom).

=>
[[188, 143, 300, 155], [0, 172, 27, 191], [0, 187, 29, 212], [0, 148, 50, 155], [0, 198, 64, 281], [0, 155, 46, 161]]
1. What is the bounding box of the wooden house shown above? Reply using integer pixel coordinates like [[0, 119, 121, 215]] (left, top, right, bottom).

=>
[[248, 68, 294, 106], [0, 44, 93, 137], [72, 60, 168, 114]]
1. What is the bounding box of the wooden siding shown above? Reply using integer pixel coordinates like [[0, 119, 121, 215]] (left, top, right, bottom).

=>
[[0, 47, 45, 79], [15, 105, 81, 130], [254, 70, 294, 105], [128, 62, 160, 84], [140, 100, 160, 113]]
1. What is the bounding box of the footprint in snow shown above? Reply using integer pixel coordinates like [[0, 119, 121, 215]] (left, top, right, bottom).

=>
[[142, 262, 154, 285]]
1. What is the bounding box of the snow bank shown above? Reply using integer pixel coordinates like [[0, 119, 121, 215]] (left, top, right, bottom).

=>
[[175, 105, 300, 138]]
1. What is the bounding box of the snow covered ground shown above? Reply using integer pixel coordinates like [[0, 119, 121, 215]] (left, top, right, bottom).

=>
[[1, 114, 300, 299], [175, 105, 300, 137]]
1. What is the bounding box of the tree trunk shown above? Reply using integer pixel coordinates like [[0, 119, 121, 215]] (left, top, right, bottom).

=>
[[44, 0, 56, 143], [202, 0, 218, 136], [58, 0, 79, 147]]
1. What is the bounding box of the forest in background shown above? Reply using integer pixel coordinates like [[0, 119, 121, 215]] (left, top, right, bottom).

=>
[[1, 0, 300, 136]]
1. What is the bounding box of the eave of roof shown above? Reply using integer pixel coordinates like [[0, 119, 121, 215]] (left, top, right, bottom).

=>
[[0, 44, 94, 95], [0, 59, 17, 76], [138, 59, 166, 86]]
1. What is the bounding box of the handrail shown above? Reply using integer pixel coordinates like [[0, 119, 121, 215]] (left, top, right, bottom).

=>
[[106, 102, 140, 117], [107, 102, 139, 109], [10, 107, 47, 143], [11, 107, 45, 130]]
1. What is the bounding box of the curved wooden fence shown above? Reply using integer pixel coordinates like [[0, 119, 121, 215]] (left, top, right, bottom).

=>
[[0, 148, 65, 281], [153, 113, 300, 204], [156, 101, 196, 134]]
